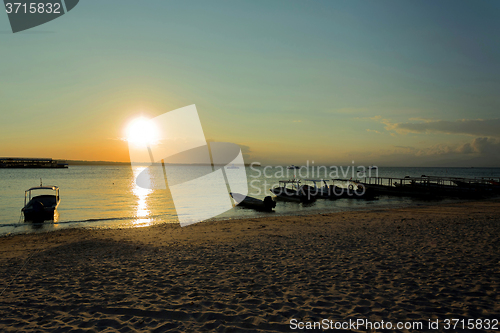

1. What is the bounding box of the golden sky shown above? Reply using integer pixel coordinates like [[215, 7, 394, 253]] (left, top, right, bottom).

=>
[[1, 1, 500, 166]]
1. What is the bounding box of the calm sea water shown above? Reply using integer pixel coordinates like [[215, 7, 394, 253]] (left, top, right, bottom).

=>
[[1, 165, 499, 236]]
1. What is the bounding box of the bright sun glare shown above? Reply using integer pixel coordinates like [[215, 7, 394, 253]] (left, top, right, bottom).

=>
[[125, 117, 159, 146]]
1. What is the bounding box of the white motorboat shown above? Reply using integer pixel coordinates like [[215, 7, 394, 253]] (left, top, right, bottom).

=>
[[270, 180, 316, 203], [303, 179, 332, 199], [22, 182, 60, 222]]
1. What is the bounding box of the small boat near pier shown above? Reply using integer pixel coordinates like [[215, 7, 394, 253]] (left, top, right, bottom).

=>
[[230, 193, 276, 211], [302, 179, 332, 199], [331, 179, 374, 199], [270, 180, 316, 203]]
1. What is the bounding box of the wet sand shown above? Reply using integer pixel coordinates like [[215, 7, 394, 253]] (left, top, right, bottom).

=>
[[0, 200, 499, 332]]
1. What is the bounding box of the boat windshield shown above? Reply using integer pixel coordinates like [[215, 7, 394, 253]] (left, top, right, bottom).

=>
[[25, 186, 60, 204]]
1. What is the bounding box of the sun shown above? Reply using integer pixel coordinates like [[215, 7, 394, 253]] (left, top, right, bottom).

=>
[[125, 117, 159, 146]]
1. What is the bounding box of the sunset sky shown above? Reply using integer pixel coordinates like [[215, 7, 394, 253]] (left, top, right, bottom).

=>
[[1, 0, 500, 166]]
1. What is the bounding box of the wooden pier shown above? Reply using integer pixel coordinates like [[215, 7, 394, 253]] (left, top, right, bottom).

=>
[[334, 176, 500, 199]]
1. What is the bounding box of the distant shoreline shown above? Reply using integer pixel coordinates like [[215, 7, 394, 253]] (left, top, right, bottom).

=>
[[66, 160, 258, 166], [46, 162, 500, 168], [66, 160, 131, 166], [2, 158, 499, 167]]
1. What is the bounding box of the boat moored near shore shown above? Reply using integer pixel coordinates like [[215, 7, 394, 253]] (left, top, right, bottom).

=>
[[270, 180, 316, 203], [22, 182, 61, 222], [230, 192, 276, 211]]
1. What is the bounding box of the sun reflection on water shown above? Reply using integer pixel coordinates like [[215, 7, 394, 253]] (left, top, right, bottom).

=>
[[132, 166, 154, 227]]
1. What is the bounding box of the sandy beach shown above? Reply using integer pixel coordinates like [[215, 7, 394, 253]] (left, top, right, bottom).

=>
[[0, 200, 499, 332]]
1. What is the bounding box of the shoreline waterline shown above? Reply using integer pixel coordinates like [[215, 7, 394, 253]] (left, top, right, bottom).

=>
[[2, 197, 499, 244], [2, 195, 495, 238]]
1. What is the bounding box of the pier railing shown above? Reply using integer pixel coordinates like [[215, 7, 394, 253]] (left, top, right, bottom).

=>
[[332, 176, 500, 198]]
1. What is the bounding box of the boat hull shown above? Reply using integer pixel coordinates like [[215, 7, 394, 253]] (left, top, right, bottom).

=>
[[230, 193, 276, 211], [329, 184, 376, 199], [23, 207, 56, 222], [270, 187, 316, 203], [22, 194, 60, 222]]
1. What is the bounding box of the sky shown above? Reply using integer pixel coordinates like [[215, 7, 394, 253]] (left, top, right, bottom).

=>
[[1, 0, 500, 166]]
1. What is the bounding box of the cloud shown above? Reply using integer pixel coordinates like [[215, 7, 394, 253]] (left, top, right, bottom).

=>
[[238, 143, 252, 154], [333, 132, 500, 167], [385, 118, 500, 137], [390, 144, 452, 156], [354, 116, 500, 165], [460, 137, 500, 154], [389, 137, 500, 158], [362, 137, 500, 167]]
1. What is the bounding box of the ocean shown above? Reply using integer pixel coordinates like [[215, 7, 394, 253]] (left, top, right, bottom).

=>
[[1, 165, 499, 236]]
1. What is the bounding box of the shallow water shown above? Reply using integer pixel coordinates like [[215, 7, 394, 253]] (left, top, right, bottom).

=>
[[1, 165, 499, 235]]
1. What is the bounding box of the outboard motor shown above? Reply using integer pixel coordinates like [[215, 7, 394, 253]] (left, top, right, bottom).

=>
[[31, 201, 45, 222], [263, 196, 276, 209]]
